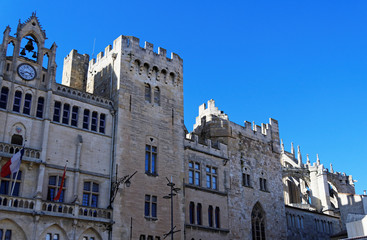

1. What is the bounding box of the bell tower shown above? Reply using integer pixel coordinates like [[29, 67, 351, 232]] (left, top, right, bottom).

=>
[[0, 12, 57, 88]]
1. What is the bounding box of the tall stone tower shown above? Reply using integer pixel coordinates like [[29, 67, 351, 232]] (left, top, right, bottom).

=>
[[86, 36, 184, 239]]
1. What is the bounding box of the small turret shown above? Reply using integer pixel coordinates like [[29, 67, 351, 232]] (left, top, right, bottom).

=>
[[316, 154, 320, 165], [297, 145, 302, 166], [306, 154, 310, 165], [281, 139, 284, 152], [330, 163, 334, 173], [291, 142, 295, 155]]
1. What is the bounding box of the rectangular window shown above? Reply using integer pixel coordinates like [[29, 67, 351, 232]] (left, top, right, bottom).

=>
[[23, 93, 32, 115], [0, 171, 22, 196], [62, 103, 70, 124], [99, 113, 106, 133], [145, 194, 157, 218], [36, 97, 44, 118], [13, 91, 22, 112], [47, 175, 66, 202], [91, 111, 98, 131], [188, 162, 200, 186], [260, 178, 267, 191], [82, 181, 99, 207], [0, 87, 9, 109], [53, 101, 61, 122], [71, 106, 79, 127], [243, 173, 251, 187], [206, 166, 218, 190], [83, 109, 90, 129], [145, 145, 157, 175]]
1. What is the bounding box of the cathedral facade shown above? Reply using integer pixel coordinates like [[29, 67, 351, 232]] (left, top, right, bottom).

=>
[[0, 14, 365, 240]]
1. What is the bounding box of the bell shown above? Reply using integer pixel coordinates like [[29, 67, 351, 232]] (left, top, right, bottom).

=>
[[20, 48, 26, 56], [32, 52, 37, 58], [24, 39, 34, 52]]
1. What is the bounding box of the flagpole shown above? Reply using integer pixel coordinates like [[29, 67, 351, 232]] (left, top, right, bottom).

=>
[[10, 142, 26, 197], [10, 169, 20, 196]]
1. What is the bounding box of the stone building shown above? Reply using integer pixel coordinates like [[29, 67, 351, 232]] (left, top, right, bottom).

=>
[[0, 13, 366, 240]]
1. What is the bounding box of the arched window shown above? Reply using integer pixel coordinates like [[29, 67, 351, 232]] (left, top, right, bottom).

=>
[[11, 134, 23, 146], [99, 113, 106, 133], [36, 97, 44, 118], [13, 91, 22, 112], [189, 202, 195, 224], [145, 84, 151, 103], [23, 93, 32, 115], [154, 87, 160, 106], [251, 203, 266, 240], [0, 87, 9, 109], [53, 101, 61, 122], [62, 104, 70, 124], [83, 109, 90, 129], [215, 207, 220, 228], [71, 106, 79, 127], [208, 205, 213, 227], [197, 203, 202, 225], [91, 111, 98, 131]]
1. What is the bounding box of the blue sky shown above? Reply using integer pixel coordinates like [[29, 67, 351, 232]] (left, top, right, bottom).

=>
[[1, 1, 367, 194]]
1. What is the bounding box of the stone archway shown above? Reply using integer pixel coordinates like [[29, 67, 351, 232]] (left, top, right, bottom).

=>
[[251, 202, 266, 240], [0, 218, 27, 240]]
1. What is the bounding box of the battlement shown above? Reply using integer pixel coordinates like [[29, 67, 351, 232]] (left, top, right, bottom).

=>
[[184, 133, 228, 159], [88, 35, 182, 67]]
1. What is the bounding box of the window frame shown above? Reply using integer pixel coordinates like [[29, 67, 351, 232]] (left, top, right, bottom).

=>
[[145, 145, 157, 175], [206, 166, 218, 190], [83, 109, 90, 130], [47, 175, 66, 202], [99, 113, 106, 133], [82, 181, 99, 208], [0, 87, 9, 109], [36, 96, 44, 118], [62, 103, 70, 125], [71, 106, 79, 127], [0, 170, 22, 196], [145, 194, 158, 219], [13, 90, 22, 112], [23, 93, 32, 115], [91, 111, 98, 131], [53, 101, 61, 122]]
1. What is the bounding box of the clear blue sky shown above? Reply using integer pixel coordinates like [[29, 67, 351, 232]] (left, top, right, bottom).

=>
[[1, 1, 366, 194]]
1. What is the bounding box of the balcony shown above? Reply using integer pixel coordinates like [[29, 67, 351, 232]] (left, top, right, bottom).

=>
[[0, 194, 112, 223], [0, 142, 41, 161]]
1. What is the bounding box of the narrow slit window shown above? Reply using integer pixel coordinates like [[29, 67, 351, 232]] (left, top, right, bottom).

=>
[[154, 87, 160, 106], [23, 93, 32, 115], [145, 84, 151, 103]]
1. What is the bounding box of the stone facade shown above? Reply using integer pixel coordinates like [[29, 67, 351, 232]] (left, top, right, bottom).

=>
[[0, 13, 366, 240]]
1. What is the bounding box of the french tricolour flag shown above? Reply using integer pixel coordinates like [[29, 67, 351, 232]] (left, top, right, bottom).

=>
[[1, 148, 24, 178]]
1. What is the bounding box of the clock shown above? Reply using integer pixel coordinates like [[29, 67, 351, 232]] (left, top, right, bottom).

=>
[[17, 63, 37, 81]]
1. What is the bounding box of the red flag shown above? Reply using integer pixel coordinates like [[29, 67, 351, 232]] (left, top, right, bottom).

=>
[[54, 164, 66, 202]]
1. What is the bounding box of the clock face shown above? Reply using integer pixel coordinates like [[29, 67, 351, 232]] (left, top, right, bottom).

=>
[[17, 63, 36, 81]]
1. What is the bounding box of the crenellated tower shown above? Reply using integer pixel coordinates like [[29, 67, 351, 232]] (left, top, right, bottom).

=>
[[83, 34, 184, 239]]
